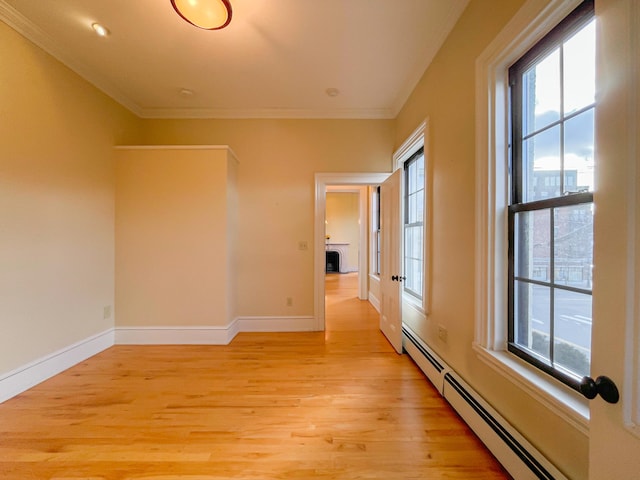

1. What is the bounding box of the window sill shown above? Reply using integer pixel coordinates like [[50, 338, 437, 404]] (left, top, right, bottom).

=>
[[473, 343, 589, 436]]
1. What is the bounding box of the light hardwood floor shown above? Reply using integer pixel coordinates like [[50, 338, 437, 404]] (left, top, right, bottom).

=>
[[0, 273, 510, 479]]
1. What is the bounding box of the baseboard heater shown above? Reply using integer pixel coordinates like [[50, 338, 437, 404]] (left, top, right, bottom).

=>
[[402, 326, 568, 480]]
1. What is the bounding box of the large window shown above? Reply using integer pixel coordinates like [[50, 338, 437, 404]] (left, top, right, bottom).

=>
[[508, 0, 595, 391], [404, 148, 425, 299]]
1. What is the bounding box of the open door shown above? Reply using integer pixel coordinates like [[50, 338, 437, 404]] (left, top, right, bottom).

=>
[[588, 1, 640, 477], [379, 169, 403, 353]]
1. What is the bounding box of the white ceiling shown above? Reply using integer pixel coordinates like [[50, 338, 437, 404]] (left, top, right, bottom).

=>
[[0, 0, 469, 119]]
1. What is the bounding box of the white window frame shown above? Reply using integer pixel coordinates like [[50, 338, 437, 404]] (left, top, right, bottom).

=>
[[474, 0, 590, 434], [394, 120, 430, 315], [403, 148, 425, 300]]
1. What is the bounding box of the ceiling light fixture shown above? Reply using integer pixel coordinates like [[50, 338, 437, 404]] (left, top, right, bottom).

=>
[[91, 22, 110, 37], [171, 0, 232, 30]]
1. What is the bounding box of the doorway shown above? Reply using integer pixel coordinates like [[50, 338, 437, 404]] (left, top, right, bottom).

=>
[[314, 173, 390, 331], [325, 189, 362, 314]]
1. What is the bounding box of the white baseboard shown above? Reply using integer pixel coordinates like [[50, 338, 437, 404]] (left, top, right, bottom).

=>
[[368, 291, 380, 313], [113, 316, 316, 343], [115, 324, 238, 345], [237, 316, 317, 332], [0, 329, 114, 404]]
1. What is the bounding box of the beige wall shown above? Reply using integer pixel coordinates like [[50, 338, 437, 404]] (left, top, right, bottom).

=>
[[115, 147, 237, 328], [138, 119, 394, 318], [395, 0, 587, 478], [0, 21, 140, 374], [326, 192, 360, 271]]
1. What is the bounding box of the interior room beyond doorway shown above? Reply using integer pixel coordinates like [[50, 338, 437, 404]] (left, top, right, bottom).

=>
[[325, 191, 360, 276]]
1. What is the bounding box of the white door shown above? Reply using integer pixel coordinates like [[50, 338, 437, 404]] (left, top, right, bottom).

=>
[[589, 1, 640, 477], [380, 169, 403, 353]]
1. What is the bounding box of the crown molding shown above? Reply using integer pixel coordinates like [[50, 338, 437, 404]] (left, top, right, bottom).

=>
[[138, 106, 395, 120]]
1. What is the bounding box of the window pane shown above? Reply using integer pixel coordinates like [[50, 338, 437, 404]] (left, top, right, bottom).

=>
[[405, 255, 413, 281], [553, 289, 591, 377], [564, 20, 596, 115], [406, 226, 414, 258], [416, 189, 424, 221], [524, 125, 561, 201], [523, 49, 560, 135], [405, 258, 422, 295], [405, 226, 422, 259], [408, 160, 417, 192], [515, 209, 551, 282], [563, 108, 595, 194], [408, 193, 417, 223], [405, 224, 421, 297], [554, 204, 593, 289], [514, 281, 551, 361], [408, 190, 424, 223], [408, 227, 415, 259], [413, 226, 423, 259]]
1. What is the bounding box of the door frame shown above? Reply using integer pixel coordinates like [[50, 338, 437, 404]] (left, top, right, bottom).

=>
[[314, 172, 391, 331]]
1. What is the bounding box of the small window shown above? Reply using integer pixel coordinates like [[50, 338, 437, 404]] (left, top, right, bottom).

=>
[[404, 148, 425, 299], [508, 0, 595, 390]]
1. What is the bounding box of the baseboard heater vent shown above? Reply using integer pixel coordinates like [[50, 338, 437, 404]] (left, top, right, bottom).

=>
[[402, 325, 568, 480], [402, 326, 447, 394]]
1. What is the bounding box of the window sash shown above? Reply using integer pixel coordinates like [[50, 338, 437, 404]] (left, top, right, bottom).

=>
[[508, 0, 594, 391], [404, 148, 425, 299], [507, 193, 593, 389]]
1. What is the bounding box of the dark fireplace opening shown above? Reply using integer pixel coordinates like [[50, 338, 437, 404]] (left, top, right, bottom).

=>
[[326, 251, 340, 273]]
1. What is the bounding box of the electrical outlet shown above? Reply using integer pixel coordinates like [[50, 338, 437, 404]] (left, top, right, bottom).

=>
[[103, 305, 112, 319], [286, 297, 293, 307], [298, 240, 308, 251], [437, 324, 448, 343]]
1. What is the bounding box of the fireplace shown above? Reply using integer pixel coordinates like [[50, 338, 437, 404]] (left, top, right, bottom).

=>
[[325, 243, 349, 273], [326, 251, 340, 273]]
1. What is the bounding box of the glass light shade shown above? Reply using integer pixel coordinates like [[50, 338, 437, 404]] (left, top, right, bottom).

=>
[[171, 0, 232, 30]]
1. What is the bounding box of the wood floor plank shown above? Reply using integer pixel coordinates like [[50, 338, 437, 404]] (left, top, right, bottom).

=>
[[0, 273, 510, 479]]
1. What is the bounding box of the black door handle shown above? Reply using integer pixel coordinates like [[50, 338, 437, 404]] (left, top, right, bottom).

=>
[[391, 275, 407, 282], [579, 375, 619, 404]]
